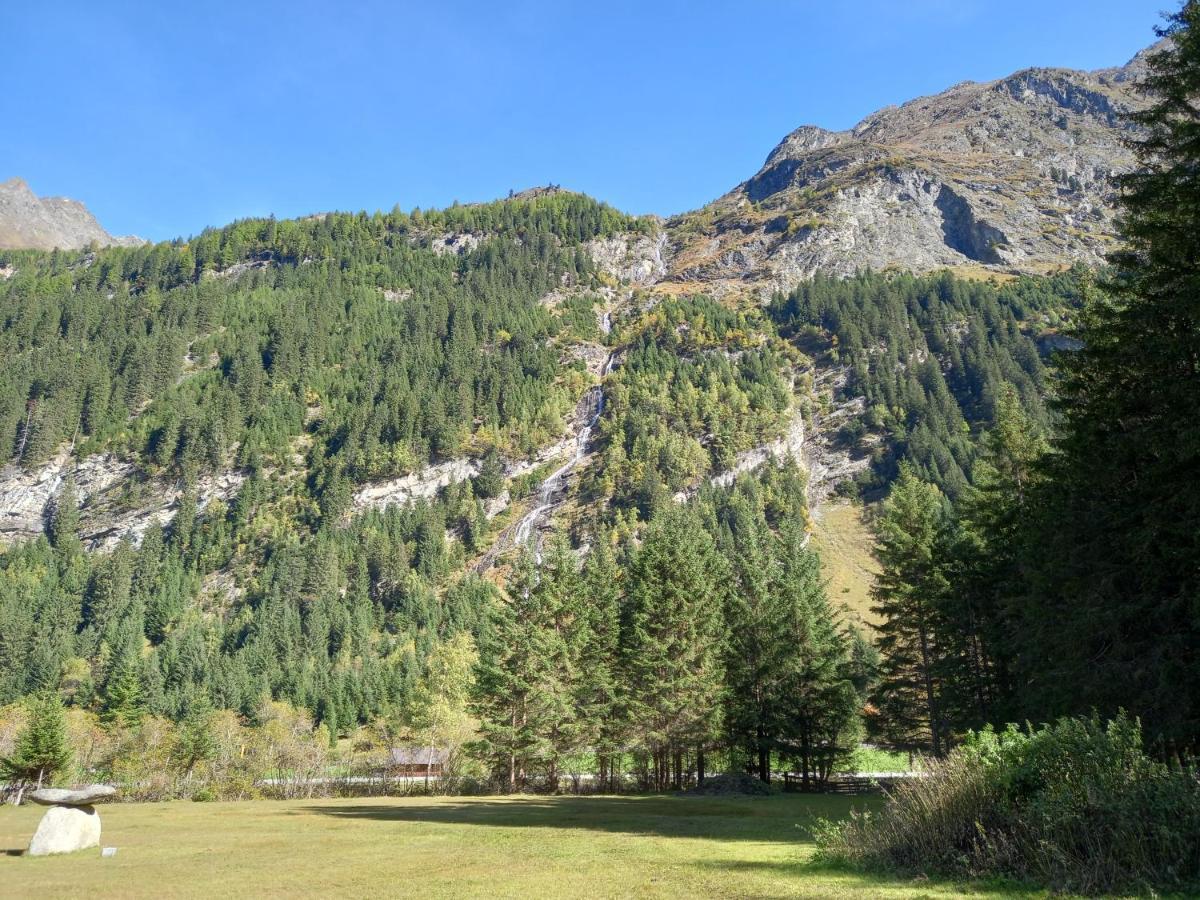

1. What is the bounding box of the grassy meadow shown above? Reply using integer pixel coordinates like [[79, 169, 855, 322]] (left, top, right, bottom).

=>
[[811, 501, 881, 630], [0, 794, 1040, 899]]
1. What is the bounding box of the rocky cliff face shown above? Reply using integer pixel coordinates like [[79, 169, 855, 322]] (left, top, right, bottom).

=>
[[0, 449, 245, 551], [0, 177, 143, 250], [663, 43, 1159, 296]]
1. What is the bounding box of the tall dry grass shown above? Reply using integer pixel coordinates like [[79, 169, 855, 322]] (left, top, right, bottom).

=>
[[816, 714, 1200, 894]]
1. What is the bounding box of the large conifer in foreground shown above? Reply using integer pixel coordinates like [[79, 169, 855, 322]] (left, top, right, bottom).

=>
[[870, 466, 951, 756], [1025, 4, 1200, 752], [622, 506, 728, 790]]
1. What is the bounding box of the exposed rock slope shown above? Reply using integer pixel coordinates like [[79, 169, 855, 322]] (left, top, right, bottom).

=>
[[0, 177, 143, 250], [664, 43, 1159, 295]]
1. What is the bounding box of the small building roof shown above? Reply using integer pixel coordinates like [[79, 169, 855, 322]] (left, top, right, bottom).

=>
[[389, 747, 450, 766]]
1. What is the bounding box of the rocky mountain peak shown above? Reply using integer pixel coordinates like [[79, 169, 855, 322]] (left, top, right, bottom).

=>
[[662, 41, 1160, 296], [0, 178, 144, 251]]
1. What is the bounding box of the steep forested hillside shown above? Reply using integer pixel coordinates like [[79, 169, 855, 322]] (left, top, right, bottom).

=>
[[0, 193, 651, 727], [0, 187, 1090, 788], [769, 269, 1085, 498]]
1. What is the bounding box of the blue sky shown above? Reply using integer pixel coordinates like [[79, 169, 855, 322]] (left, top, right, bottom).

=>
[[3, 0, 1169, 241]]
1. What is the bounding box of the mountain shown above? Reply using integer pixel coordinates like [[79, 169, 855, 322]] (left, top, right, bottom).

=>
[[662, 43, 1159, 296], [0, 42, 1154, 737], [0, 177, 143, 250]]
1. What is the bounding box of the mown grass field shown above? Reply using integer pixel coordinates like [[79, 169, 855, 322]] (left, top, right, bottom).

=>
[[0, 794, 1038, 899]]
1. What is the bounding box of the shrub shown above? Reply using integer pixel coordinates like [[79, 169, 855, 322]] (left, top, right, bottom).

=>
[[689, 773, 772, 796], [815, 714, 1200, 894]]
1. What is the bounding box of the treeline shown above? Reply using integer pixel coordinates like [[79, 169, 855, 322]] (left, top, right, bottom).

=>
[[863, 20, 1200, 758], [2, 461, 874, 795], [768, 268, 1083, 498]]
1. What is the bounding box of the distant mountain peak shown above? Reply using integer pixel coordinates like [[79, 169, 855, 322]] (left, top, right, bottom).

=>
[[0, 178, 144, 251], [662, 41, 1160, 295]]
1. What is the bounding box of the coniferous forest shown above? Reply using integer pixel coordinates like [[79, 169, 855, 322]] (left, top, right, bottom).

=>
[[2, 3, 1200, 894]]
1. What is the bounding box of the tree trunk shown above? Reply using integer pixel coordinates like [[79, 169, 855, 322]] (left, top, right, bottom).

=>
[[917, 622, 942, 756], [508, 706, 517, 792]]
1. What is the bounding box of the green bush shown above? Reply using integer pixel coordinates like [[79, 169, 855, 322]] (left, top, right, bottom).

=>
[[816, 713, 1200, 894]]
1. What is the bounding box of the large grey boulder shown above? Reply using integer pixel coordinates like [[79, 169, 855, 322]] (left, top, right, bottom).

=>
[[25, 784, 116, 856], [27, 805, 102, 856]]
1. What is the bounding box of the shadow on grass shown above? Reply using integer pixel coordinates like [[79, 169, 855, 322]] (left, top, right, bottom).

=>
[[700, 858, 1046, 898], [297, 794, 876, 845]]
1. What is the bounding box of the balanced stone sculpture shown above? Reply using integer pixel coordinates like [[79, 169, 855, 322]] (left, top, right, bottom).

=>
[[26, 784, 117, 856]]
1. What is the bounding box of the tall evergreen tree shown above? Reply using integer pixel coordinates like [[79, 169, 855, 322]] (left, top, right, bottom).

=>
[[1021, 7, 1200, 753], [774, 508, 860, 787], [1, 692, 72, 803], [720, 495, 790, 783], [575, 535, 624, 790], [870, 466, 951, 756], [101, 651, 145, 730], [622, 506, 728, 790], [469, 549, 574, 791], [937, 385, 1047, 732]]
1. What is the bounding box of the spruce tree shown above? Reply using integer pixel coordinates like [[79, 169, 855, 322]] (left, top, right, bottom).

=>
[[1022, 6, 1200, 752], [101, 651, 145, 730], [47, 476, 81, 555], [774, 508, 860, 787], [576, 535, 624, 790], [622, 506, 728, 790], [2, 692, 72, 802], [938, 385, 1047, 732], [720, 495, 789, 783], [469, 549, 574, 791], [870, 465, 951, 756]]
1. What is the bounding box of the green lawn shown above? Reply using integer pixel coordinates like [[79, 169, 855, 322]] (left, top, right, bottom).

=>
[[0, 794, 1035, 898]]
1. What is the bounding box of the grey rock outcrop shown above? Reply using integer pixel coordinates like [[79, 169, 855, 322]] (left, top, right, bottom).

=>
[[0, 177, 143, 251], [0, 448, 246, 550], [665, 42, 1163, 294], [586, 231, 670, 285]]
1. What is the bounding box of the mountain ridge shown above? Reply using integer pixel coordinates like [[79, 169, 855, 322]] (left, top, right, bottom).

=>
[[658, 41, 1163, 295], [0, 177, 143, 251]]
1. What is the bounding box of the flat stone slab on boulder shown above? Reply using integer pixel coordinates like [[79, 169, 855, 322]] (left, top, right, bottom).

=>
[[27, 805, 102, 856], [30, 784, 116, 806]]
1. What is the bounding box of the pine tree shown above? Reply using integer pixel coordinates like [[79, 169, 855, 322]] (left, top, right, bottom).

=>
[[870, 465, 951, 756], [938, 385, 1047, 731], [1020, 6, 1200, 753], [47, 476, 81, 555], [622, 506, 728, 790], [101, 651, 145, 730], [774, 508, 860, 787], [469, 549, 574, 791], [576, 536, 624, 790], [1, 692, 72, 803], [720, 495, 789, 783]]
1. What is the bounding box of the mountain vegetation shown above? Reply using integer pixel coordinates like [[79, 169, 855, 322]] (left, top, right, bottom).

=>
[[0, 14, 1196, 898]]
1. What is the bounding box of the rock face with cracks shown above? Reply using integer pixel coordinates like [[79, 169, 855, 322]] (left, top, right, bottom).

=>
[[664, 42, 1163, 296]]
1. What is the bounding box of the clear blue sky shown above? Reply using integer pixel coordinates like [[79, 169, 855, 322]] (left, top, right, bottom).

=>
[[3, 0, 1169, 241]]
